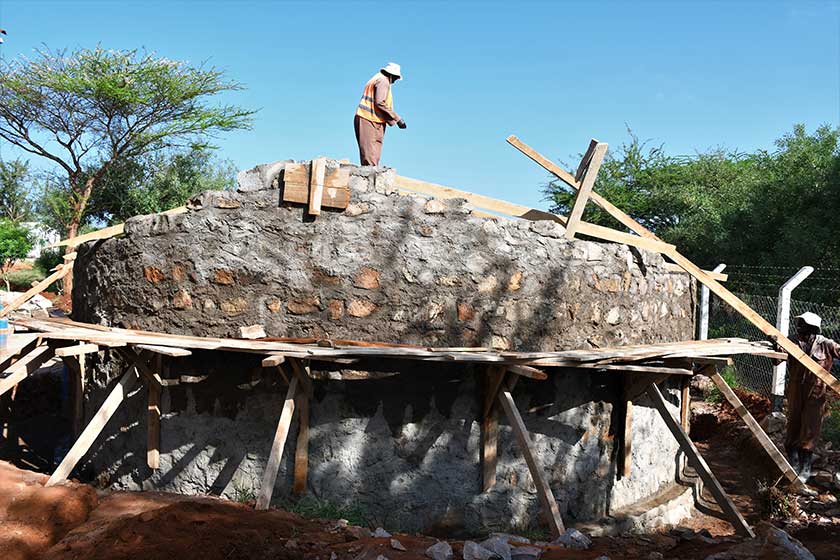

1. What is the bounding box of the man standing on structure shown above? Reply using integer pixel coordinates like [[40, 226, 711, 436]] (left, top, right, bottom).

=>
[[354, 62, 406, 166], [785, 312, 840, 485]]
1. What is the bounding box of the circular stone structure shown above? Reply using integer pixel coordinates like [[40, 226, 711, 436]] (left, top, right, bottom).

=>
[[71, 160, 697, 534]]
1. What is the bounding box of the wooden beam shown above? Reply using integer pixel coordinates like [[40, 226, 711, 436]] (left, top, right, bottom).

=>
[[482, 366, 506, 492], [565, 141, 608, 239], [293, 391, 309, 496], [575, 221, 675, 254], [0, 265, 70, 318], [575, 139, 599, 183], [498, 389, 565, 537], [47, 365, 138, 486], [60, 353, 85, 437], [147, 354, 162, 470], [396, 175, 565, 225], [680, 377, 691, 433], [664, 262, 728, 282], [0, 345, 55, 397], [0, 334, 40, 372], [262, 354, 286, 368], [134, 344, 192, 357], [54, 343, 100, 357], [507, 134, 840, 399], [308, 157, 326, 216], [506, 364, 547, 381], [256, 375, 299, 510], [288, 358, 313, 399], [646, 383, 754, 537], [507, 135, 660, 241], [707, 368, 800, 486], [49, 207, 188, 248]]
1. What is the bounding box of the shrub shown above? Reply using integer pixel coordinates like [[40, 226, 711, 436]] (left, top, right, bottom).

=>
[[288, 496, 366, 526], [706, 365, 739, 403], [35, 248, 63, 275], [0, 219, 33, 291], [5, 268, 46, 291]]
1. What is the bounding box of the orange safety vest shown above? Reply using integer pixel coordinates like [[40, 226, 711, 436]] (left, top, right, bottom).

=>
[[356, 73, 393, 124]]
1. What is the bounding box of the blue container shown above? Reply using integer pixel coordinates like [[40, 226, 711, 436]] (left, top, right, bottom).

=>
[[0, 304, 7, 350]]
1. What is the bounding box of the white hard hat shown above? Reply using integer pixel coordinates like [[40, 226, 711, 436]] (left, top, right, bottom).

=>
[[794, 312, 822, 332], [381, 62, 402, 80]]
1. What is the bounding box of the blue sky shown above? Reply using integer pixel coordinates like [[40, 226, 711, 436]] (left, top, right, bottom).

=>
[[1, 0, 839, 209]]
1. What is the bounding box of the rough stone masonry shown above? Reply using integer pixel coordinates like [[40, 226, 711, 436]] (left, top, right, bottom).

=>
[[72, 160, 697, 534]]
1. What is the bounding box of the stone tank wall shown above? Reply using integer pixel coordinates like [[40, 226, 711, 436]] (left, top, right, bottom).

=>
[[72, 160, 696, 534]]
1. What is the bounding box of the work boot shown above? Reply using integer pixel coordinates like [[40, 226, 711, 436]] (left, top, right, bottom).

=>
[[798, 449, 814, 484], [786, 447, 801, 474]]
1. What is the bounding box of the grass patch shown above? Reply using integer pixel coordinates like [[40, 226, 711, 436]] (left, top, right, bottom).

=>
[[757, 479, 799, 519], [706, 365, 739, 403], [288, 496, 366, 526], [3, 268, 46, 292], [231, 481, 256, 504]]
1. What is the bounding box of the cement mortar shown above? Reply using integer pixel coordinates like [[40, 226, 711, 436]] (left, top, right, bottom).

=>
[[71, 160, 696, 534]]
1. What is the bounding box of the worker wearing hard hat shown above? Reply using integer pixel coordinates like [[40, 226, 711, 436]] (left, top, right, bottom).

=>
[[785, 312, 840, 485], [354, 63, 406, 166]]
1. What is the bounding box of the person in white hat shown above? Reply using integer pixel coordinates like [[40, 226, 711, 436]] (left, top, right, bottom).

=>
[[354, 63, 406, 166], [785, 311, 840, 486]]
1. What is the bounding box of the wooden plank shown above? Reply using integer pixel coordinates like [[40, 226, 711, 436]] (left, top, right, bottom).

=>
[[288, 358, 314, 399], [308, 158, 326, 216], [262, 354, 286, 368], [506, 135, 660, 241], [665, 262, 728, 282], [60, 353, 85, 437], [575, 139, 599, 183], [0, 334, 40, 372], [147, 355, 162, 470], [54, 343, 100, 357], [0, 266, 70, 318], [255, 375, 299, 510], [134, 344, 192, 357], [565, 142, 608, 239], [618, 374, 634, 479], [283, 163, 350, 209], [483, 365, 508, 418], [507, 134, 840, 399], [680, 377, 691, 433], [0, 345, 55, 397], [498, 389, 565, 537], [506, 364, 547, 380], [646, 383, 754, 537], [49, 207, 188, 248], [396, 175, 565, 225], [707, 368, 800, 486], [293, 392, 309, 495], [575, 221, 675, 253], [47, 365, 138, 486]]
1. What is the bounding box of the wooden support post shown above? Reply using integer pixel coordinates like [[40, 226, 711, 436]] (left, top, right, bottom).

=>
[[293, 391, 309, 496], [47, 365, 138, 486], [706, 367, 800, 486], [288, 358, 313, 398], [60, 350, 86, 437], [498, 389, 565, 537], [482, 366, 506, 492], [645, 383, 755, 538], [619, 373, 633, 479], [564, 141, 607, 239], [256, 375, 299, 510], [147, 354, 162, 470], [680, 377, 691, 433], [308, 158, 326, 216]]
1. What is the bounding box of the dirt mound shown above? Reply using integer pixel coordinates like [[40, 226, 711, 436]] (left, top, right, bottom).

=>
[[0, 461, 98, 560]]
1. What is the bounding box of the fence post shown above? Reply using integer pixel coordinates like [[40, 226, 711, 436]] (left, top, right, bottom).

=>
[[699, 264, 727, 340], [771, 266, 814, 412]]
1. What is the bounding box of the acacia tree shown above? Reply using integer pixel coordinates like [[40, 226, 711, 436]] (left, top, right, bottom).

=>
[[0, 47, 253, 295]]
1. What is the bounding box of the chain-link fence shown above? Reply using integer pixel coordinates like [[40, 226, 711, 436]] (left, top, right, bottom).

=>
[[708, 293, 840, 395]]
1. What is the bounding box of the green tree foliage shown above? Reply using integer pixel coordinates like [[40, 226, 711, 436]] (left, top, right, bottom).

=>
[[546, 125, 840, 303], [0, 158, 34, 222], [0, 46, 253, 295], [86, 147, 236, 225], [0, 219, 33, 292]]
